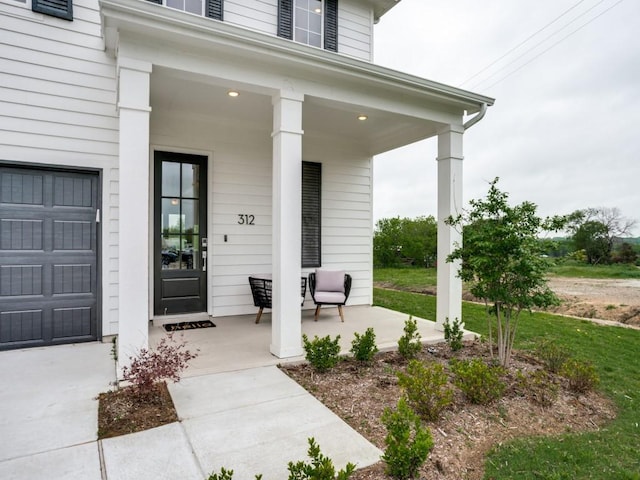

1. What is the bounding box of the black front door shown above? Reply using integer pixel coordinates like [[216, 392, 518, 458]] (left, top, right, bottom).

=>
[[154, 152, 207, 315]]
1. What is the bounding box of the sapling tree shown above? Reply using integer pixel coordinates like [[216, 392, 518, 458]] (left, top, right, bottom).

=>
[[446, 178, 564, 367]]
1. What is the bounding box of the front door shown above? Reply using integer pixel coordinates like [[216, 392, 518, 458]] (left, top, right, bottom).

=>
[[154, 152, 207, 315]]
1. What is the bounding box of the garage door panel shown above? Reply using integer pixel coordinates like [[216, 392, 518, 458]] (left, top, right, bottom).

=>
[[0, 219, 44, 250], [53, 220, 93, 250], [52, 307, 93, 339], [53, 175, 94, 208], [0, 310, 43, 343], [0, 265, 43, 296], [0, 166, 99, 350], [53, 264, 92, 294], [0, 171, 44, 205]]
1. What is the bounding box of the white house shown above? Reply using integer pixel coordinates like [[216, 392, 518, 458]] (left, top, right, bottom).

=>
[[0, 0, 494, 366]]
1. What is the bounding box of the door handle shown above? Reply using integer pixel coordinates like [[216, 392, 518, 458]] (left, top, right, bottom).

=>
[[202, 251, 207, 272]]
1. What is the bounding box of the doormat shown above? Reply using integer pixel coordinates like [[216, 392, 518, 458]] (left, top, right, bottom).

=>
[[163, 320, 216, 332]]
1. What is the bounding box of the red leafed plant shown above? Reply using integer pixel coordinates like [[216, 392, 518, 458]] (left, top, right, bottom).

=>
[[121, 335, 198, 397]]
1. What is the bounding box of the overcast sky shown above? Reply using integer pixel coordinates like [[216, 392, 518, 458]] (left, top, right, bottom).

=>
[[372, 0, 639, 236]]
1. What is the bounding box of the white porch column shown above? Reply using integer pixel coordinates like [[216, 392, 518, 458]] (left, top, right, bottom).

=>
[[116, 58, 152, 369], [271, 91, 304, 358], [436, 126, 464, 329]]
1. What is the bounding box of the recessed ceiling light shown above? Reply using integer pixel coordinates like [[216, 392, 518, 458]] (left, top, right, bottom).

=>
[[227, 90, 239, 97], [314, 8, 321, 13], [357, 114, 368, 121]]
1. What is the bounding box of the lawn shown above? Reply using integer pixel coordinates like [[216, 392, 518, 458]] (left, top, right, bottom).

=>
[[373, 287, 640, 479], [373, 267, 437, 290], [549, 262, 640, 279], [374, 265, 640, 292]]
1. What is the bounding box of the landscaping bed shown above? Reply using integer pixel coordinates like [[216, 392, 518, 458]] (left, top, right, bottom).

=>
[[281, 340, 615, 480]]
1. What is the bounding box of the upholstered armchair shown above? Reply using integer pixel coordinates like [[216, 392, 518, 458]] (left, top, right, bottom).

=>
[[308, 270, 352, 322]]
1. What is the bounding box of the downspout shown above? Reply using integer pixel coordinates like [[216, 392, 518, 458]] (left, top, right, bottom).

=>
[[463, 103, 488, 131]]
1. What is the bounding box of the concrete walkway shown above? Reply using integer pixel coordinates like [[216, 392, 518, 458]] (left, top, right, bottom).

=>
[[0, 342, 381, 479]]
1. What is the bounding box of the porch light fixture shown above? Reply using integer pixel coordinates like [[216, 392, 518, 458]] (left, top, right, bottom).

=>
[[357, 114, 368, 121], [227, 90, 239, 97]]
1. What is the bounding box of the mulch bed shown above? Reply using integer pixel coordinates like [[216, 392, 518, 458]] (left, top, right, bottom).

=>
[[97, 382, 178, 439], [281, 341, 616, 480]]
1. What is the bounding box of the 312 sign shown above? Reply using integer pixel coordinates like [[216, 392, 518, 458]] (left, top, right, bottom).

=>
[[237, 214, 255, 225]]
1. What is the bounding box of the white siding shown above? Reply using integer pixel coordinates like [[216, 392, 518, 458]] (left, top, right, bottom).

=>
[[224, 0, 278, 36], [0, 0, 120, 335], [338, 0, 373, 61], [150, 109, 373, 318]]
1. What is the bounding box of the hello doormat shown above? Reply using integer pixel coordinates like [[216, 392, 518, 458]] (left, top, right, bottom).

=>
[[163, 320, 216, 332]]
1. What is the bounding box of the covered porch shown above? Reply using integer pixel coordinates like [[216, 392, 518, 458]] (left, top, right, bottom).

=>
[[149, 305, 477, 376], [100, 0, 494, 371]]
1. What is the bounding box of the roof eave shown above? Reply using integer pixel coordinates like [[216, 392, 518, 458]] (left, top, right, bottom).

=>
[[100, 0, 494, 112]]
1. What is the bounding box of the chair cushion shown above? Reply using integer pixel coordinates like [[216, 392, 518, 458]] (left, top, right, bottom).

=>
[[315, 269, 345, 292], [313, 291, 346, 304]]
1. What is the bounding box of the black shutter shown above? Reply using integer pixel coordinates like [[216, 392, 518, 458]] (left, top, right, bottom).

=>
[[32, 0, 73, 20], [302, 161, 321, 268], [278, 0, 293, 40], [206, 0, 224, 20], [324, 0, 338, 52]]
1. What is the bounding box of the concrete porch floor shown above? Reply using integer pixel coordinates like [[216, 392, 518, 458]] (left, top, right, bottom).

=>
[[150, 305, 476, 377]]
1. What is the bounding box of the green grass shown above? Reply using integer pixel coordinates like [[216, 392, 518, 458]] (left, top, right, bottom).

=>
[[549, 262, 640, 279], [373, 267, 437, 290], [373, 288, 640, 479]]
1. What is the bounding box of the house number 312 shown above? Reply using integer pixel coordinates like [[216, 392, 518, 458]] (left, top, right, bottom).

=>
[[237, 214, 255, 225]]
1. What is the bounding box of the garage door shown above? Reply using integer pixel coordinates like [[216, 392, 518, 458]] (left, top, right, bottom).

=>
[[0, 166, 99, 350]]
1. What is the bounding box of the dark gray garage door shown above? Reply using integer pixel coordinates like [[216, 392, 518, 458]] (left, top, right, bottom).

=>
[[0, 166, 99, 350]]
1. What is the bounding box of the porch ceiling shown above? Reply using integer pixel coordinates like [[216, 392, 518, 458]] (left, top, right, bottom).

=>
[[151, 67, 440, 156]]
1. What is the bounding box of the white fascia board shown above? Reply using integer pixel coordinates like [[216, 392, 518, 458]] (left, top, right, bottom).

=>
[[369, 0, 402, 22], [99, 0, 494, 113]]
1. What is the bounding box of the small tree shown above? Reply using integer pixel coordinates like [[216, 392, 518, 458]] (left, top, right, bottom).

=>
[[446, 178, 563, 367]]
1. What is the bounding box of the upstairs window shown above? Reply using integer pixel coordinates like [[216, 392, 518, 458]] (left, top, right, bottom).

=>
[[294, 0, 322, 48], [278, 0, 338, 52], [151, 0, 223, 20]]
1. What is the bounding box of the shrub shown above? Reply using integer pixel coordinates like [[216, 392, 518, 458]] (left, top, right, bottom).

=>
[[302, 334, 341, 372], [450, 358, 506, 405], [381, 397, 433, 480], [350, 328, 379, 362], [443, 317, 464, 351], [206, 467, 264, 480], [561, 358, 600, 393], [121, 334, 198, 397], [397, 359, 453, 421], [287, 437, 355, 480], [515, 369, 559, 408], [398, 317, 422, 360], [535, 338, 571, 373]]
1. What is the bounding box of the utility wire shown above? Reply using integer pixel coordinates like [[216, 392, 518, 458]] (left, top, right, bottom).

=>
[[477, 0, 625, 91], [459, 0, 589, 87]]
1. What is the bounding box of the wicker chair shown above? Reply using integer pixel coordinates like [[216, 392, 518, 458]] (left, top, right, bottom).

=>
[[308, 270, 352, 322], [248, 276, 307, 324]]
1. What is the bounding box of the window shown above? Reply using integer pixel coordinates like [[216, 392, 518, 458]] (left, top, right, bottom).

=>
[[32, 0, 73, 20], [150, 0, 223, 20], [302, 161, 321, 268], [294, 0, 322, 48], [278, 0, 338, 52]]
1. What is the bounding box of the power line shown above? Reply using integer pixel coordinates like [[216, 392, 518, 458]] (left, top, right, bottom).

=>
[[459, 0, 589, 87], [477, 0, 625, 91]]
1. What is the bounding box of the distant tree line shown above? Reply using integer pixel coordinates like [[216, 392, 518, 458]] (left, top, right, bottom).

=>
[[373, 216, 437, 267], [374, 207, 639, 268]]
